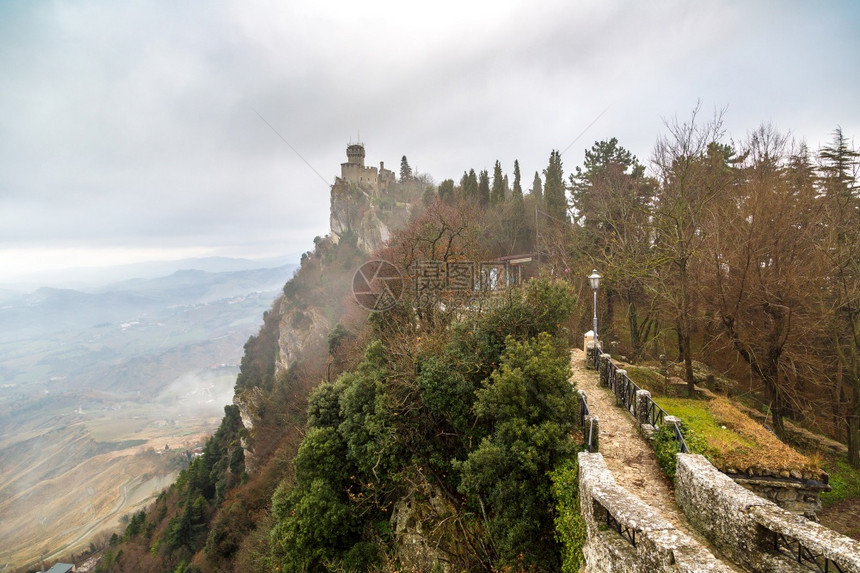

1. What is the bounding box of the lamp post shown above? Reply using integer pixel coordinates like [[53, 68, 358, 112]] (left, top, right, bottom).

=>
[[589, 270, 601, 348]]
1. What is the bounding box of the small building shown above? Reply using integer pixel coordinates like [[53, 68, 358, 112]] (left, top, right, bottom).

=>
[[45, 564, 75, 573], [493, 253, 538, 287]]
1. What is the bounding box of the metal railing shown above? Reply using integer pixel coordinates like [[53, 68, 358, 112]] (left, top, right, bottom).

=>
[[580, 391, 590, 428], [606, 510, 638, 547], [580, 392, 597, 453], [593, 350, 689, 454], [647, 399, 666, 427], [773, 531, 845, 573], [672, 418, 690, 454]]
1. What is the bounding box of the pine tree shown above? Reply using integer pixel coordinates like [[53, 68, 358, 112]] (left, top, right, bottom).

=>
[[512, 160, 523, 201], [543, 150, 566, 221], [400, 156, 413, 181], [818, 127, 860, 465], [820, 126, 859, 199], [491, 160, 506, 204], [479, 169, 490, 206]]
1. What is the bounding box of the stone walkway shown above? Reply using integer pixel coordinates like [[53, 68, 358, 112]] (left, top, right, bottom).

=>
[[569, 348, 745, 571]]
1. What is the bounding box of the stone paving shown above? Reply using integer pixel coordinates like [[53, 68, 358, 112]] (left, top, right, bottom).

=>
[[569, 348, 745, 572]]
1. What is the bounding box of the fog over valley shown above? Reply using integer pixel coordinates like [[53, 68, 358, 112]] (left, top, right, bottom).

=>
[[0, 261, 296, 567]]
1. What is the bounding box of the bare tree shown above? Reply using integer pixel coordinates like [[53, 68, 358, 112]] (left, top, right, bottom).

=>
[[702, 125, 822, 437], [650, 103, 728, 394]]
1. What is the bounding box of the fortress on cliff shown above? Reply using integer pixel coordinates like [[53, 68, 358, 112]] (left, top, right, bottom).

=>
[[329, 142, 406, 251], [334, 142, 396, 196]]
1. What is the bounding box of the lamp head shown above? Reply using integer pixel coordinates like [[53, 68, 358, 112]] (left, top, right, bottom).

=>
[[588, 270, 601, 291]]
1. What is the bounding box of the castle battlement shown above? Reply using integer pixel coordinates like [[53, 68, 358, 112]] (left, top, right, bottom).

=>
[[336, 143, 394, 195]]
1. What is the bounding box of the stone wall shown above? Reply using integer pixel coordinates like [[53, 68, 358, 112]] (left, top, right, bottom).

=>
[[578, 452, 732, 572], [675, 453, 860, 573], [726, 472, 829, 518]]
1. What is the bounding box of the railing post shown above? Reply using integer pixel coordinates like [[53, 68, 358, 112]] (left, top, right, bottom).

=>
[[599, 354, 611, 386], [635, 389, 651, 425], [585, 341, 596, 369], [615, 369, 627, 407]]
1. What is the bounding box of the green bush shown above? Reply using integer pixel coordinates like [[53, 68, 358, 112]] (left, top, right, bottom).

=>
[[456, 333, 575, 571], [653, 422, 707, 481], [268, 279, 579, 571], [550, 455, 586, 573]]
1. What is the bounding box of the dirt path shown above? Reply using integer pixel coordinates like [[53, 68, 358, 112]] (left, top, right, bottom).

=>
[[570, 348, 744, 571]]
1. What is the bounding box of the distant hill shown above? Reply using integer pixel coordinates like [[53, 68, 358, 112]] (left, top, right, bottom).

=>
[[0, 264, 297, 340], [1, 255, 298, 290]]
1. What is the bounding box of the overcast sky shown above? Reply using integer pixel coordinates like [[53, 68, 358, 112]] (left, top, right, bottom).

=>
[[1, 0, 858, 281]]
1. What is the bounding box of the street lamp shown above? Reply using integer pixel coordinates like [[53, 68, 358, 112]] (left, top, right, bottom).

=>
[[589, 270, 601, 347]]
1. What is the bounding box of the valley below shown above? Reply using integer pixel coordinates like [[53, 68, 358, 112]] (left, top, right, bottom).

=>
[[0, 263, 295, 569]]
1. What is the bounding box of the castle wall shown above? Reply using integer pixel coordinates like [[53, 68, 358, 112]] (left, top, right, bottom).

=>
[[341, 162, 379, 190]]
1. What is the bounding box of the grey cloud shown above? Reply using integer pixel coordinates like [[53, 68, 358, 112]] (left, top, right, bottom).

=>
[[1, 0, 858, 270]]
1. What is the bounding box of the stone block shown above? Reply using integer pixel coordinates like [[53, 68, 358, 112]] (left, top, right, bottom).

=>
[[635, 389, 651, 425], [639, 423, 656, 441], [750, 504, 860, 572], [584, 331, 595, 353]]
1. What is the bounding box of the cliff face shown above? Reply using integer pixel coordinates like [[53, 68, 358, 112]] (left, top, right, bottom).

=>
[[232, 385, 264, 472], [234, 182, 407, 468], [274, 298, 330, 381], [330, 183, 394, 253]]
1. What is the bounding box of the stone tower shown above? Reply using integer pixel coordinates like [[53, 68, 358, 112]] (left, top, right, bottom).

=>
[[346, 143, 366, 167]]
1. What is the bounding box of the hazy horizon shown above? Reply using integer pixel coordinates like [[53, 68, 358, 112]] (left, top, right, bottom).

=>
[[0, 254, 299, 290]]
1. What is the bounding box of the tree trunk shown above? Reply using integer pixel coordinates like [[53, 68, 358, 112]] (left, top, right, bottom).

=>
[[604, 286, 615, 343], [683, 328, 695, 397], [849, 383, 860, 468], [627, 300, 640, 360], [763, 362, 785, 438], [678, 261, 696, 395]]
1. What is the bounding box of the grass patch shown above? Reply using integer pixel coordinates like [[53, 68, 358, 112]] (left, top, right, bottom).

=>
[[625, 366, 664, 392], [625, 366, 693, 398], [821, 457, 860, 508], [655, 396, 819, 476]]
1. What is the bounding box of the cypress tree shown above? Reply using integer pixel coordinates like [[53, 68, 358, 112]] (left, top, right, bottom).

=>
[[478, 169, 490, 206], [543, 150, 566, 221], [512, 160, 523, 201], [491, 160, 506, 204], [438, 179, 455, 204], [400, 156, 413, 181], [462, 169, 479, 201], [531, 171, 543, 201]]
